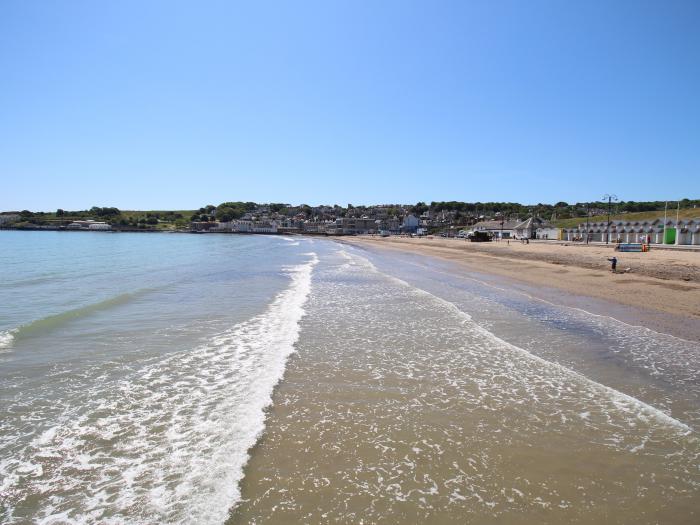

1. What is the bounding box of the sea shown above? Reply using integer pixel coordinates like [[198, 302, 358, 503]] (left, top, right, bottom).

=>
[[0, 230, 698, 524]]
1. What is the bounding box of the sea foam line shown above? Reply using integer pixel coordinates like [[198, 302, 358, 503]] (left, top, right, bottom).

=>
[[0, 329, 16, 349], [1, 253, 318, 525], [358, 243, 699, 345], [338, 248, 692, 434]]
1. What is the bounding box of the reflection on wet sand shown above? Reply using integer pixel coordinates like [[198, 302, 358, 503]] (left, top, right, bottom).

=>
[[230, 249, 699, 524]]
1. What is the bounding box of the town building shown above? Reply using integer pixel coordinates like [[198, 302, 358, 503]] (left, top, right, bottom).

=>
[[472, 219, 520, 239], [332, 217, 378, 235], [535, 225, 562, 240], [400, 214, 420, 233], [513, 217, 550, 239], [203, 220, 278, 233], [67, 220, 111, 230], [0, 213, 20, 225]]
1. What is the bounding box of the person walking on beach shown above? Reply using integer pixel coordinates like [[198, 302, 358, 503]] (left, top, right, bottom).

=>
[[607, 256, 618, 273]]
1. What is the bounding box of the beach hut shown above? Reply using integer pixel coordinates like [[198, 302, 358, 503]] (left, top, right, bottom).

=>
[[676, 219, 696, 245], [634, 226, 647, 243], [592, 228, 603, 243], [691, 222, 700, 245], [619, 227, 630, 243]]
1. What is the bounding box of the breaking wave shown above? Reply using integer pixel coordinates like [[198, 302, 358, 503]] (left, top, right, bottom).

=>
[[0, 253, 318, 524]]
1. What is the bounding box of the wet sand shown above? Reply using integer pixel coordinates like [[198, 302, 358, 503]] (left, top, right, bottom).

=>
[[341, 236, 700, 341], [229, 244, 700, 524]]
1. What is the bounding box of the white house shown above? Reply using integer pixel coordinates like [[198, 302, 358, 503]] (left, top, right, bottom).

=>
[[67, 220, 111, 230], [0, 213, 20, 225], [513, 217, 540, 239], [400, 214, 420, 233], [472, 219, 519, 239]]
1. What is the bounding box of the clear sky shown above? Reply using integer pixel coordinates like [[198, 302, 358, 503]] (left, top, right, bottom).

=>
[[1, 0, 698, 211]]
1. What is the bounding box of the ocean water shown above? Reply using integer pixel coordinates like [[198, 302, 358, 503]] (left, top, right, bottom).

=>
[[0, 231, 317, 524], [1, 231, 699, 524]]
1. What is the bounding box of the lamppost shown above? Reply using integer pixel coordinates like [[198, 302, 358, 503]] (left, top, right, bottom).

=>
[[602, 194, 618, 244], [585, 203, 591, 244]]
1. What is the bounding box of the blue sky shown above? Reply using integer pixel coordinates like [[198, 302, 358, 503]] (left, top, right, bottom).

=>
[[1, 0, 698, 210]]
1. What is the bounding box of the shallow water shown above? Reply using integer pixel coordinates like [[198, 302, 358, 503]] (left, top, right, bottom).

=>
[[231, 244, 700, 524], [1, 232, 698, 524], [0, 231, 317, 524]]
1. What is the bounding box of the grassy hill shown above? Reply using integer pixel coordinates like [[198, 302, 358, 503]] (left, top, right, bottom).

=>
[[554, 208, 700, 229], [5, 209, 197, 230]]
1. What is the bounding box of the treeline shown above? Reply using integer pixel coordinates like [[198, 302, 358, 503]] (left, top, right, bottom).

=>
[[18, 206, 121, 220], [10, 207, 188, 229], [7, 198, 699, 228], [192, 202, 311, 222], [424, 199, 700, 219], [191, 202, 258, 222]]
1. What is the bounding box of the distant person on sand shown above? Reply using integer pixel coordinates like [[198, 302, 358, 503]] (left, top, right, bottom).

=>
[[607, 256, 617, 273]]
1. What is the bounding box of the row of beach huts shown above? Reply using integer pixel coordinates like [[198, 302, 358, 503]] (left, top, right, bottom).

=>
[[470, 217, 700, 246]]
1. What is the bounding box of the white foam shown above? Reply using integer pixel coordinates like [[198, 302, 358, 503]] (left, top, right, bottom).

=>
[[1, 253, 319, 524], [338, 248, 692, 433], [360, 249, 700, 392], [369, 248, 699, 345], [0, 329, 15, 349]]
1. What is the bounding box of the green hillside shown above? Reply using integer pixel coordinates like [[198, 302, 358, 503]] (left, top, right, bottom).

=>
[[554, 208, 700, 229]]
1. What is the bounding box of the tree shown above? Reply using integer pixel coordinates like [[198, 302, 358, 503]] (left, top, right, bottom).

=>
[[56, 209, 65, 216], [89, 206, 120, 217], [412, 201, 429, 215]]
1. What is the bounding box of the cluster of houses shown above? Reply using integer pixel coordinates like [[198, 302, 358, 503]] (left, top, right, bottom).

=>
[[195, 212, 566, 239], [191, 206, 428, 235], [203, 220, 278, 234], [4, 206, 699, 246], [192, 215, 423, 235], [192, 209, 700, 246]]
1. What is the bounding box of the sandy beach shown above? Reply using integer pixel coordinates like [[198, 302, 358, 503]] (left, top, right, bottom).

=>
[[340, 236, 700, 340], [230, 239, 700, 524]]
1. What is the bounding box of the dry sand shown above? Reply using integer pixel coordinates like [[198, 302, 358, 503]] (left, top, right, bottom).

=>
[[341, 236, 700, 340]]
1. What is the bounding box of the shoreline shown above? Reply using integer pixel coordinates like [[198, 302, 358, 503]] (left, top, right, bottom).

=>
[[0, 226, 329, 236], [339, 236, 700, 342]]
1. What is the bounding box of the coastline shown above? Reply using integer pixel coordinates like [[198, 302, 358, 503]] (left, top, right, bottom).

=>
[[231, 237, 700, 523], [339, 236, 700, 342]]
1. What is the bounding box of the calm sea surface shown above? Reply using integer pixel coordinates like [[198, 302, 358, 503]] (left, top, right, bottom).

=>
[[1, 231, 698, 524]]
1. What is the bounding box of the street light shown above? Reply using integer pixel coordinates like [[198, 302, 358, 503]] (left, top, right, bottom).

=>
[[602, 194, 618, 244], [585, 203, 591, 244]]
